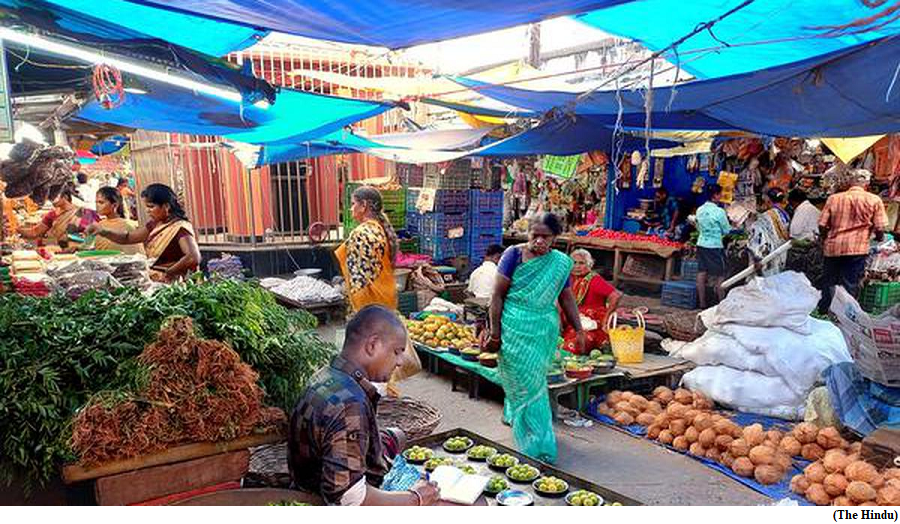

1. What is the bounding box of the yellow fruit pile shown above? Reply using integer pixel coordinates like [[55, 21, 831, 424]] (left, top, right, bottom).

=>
[[406, 316, 476, 349]]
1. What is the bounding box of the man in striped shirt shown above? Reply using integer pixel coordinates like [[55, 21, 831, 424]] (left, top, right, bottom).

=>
[[818, 169, 888, 313]]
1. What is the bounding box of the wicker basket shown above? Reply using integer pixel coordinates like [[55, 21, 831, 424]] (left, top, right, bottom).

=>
[[376, 396, 442, 441], [663, 311, 706, 342]]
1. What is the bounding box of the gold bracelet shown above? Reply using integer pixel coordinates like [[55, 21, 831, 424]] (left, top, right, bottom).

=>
[[410, 488, 423, 506]]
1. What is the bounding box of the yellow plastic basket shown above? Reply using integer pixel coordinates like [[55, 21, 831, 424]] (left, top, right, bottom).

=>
[[606, 309, 646, 364]]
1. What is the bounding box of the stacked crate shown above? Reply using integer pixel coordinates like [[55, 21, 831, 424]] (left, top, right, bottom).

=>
[[661, 280, 698, 309], [406, 170, 470, 262], [468, 190, 504, 267], [343, 182, 406, 232]]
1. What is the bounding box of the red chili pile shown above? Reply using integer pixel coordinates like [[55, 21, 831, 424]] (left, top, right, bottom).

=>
[[69, 316, 285, 466], [587, 228, 684, 248]]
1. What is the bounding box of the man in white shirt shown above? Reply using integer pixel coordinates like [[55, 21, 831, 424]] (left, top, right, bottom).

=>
[[788, 189, 821, 241], [75, 172, 99, 211], [467, 244, 504, 300]]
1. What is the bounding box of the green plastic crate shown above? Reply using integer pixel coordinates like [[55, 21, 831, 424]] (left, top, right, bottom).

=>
[[859, 281, 900, 315], [399, 238, 420, 254], [343, 182, 407, 231]]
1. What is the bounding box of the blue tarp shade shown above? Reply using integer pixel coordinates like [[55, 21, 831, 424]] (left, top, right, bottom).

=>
[[577, 0, 900, 79], [454, 37, 900, 138], [2, 0, 264, 57], [74, 77, 393, 145], [123, 0, 633, 48], [90, 135, 129, 156], [474, 114, 679, 157]]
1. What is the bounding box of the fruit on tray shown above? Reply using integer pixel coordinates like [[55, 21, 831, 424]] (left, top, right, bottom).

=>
[[461, 348, 481, 356], [478, 353, 498, 361], [535, 476, 567, 493], [443, 436, 473, 451], [489, 453, 518, 468], [467, 445, 497, 459], [424, 457, 454, 471], [403, 446, 433, 462], [507, 464, 540, 481], [485, 476, 509, 493], [569, 489, 601, 506], [458, 464, 477, 475], [565, 362, 592, 373], [406, 316, 476, 348]]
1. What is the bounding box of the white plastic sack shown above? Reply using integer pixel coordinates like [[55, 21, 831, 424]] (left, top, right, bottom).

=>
[[681, 366, 805, 420], [670, 330, 779, 377], [703, 271, 820, 334]]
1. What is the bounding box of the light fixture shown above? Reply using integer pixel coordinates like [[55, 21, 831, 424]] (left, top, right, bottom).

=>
[[123, 87, 148, 95], [0, 27, 243, 103]]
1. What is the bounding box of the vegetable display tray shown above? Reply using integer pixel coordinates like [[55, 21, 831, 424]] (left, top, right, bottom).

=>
[[409, 428, 641, 506]]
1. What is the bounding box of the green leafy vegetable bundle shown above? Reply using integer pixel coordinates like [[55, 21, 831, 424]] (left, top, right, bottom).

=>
[[0, 279, 336, 491]]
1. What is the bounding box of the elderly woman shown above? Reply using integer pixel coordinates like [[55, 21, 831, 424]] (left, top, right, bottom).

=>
[[484, 213, 584, 463], [560, 249, 622, 355]]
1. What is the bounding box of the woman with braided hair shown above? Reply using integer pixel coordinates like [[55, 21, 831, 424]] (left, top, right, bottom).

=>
[[336, 186, 399, 312]]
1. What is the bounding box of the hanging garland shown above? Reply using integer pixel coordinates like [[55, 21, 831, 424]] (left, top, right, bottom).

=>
[[92, 64, 125, 109]]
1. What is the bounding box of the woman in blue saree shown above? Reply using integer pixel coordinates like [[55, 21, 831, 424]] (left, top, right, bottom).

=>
[[484, 213, 585, 463]]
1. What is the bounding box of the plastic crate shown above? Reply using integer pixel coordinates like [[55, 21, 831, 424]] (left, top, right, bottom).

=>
[[423, 162, 471, 190], [420, 236, 469, 261], [468, 211, 503, 232], [407, 188, 469, 214], [343, 183, 406, 230], [661, 280, 698, 309], [860, 282, 900, 315], [406, 212, 467, 238], [398, 291, 418, 316], [680, 259, 699, 282], [399, 237, 420, 254], [469, 190, 504, 214], [469, 233, 503, 265], [397, 163, 424, 187]]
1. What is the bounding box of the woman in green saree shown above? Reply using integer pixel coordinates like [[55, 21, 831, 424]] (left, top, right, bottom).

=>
[[484, 213, 585, 463]]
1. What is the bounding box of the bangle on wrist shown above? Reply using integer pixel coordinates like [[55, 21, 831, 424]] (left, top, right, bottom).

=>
[[410, 488, 423, 506]]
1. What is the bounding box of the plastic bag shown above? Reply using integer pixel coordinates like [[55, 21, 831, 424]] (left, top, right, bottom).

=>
[[804, 386, 841, 429], [386, 338, 422, 397], [682, 365, 805, 420]]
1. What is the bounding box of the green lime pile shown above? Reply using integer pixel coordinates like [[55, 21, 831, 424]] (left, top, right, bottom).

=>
[[467, 445, 497, 459], [485, 476, 508, 493], [424, 457, 454, 471], [569, 490, 601, 506], [458, 464, 477, 475], [443, 436, 472, 451], [489, 454, 518, 468], [535, 476, 567, 493], [507, 464, 539, 481], [404, 446, 433, 461]]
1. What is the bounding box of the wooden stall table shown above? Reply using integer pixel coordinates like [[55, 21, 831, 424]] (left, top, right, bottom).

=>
[[569, 236, 681, 288]]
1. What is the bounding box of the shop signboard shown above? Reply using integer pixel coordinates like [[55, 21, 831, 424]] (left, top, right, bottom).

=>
[[541, 154, 581, 179]]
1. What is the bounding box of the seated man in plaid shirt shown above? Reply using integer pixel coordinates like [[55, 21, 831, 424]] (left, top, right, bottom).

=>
[[818, 169, 889, 313], [288, 305, 440, 505]]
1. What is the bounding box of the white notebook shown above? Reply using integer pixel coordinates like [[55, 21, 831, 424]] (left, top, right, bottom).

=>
[[430, 465, 490, 505]]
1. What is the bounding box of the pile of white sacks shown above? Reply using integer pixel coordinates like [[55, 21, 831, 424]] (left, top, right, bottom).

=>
[[668, 271, 851, 420]]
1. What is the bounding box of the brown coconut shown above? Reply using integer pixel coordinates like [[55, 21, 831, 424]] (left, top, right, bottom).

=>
[[805, 483, 831, 506], [705, 447, 722, 462], [606, 391, 624, 405], [670, 419, 688, 437], [847, 481, 877, 503], [779, 436, 802, 457], [716, 434, 734, 451], [693, 413, 714, 432], [749, 445, 775, 466], [699, 428, 717, 448], [732, 457, 755, 478], [743, 424, 766, 447], [693, 392, 714, 410], [658, 429, 674, 445], [790, 474, 809, 495], [720, 452, 735, 468], [802, 443, 826, 461], [629, 395, 650, 411], [730, 438, 751, 457], [832, 496, 855, 507], [666, 403, 689, 418], [754, 465, 783, 485], [636, 413, 656, 427], [614, 412, 635, 426], [674, 388, 693, 405], [672, 436, 689, 451], [684, 426, 700, 444], [845, 461, 879, 484], [774, 452, 792, 473], [816, 427, 844, 450], [823, 450, 851, 474], [804, 462, 828, 484], [646, 401, 663, 415], [877, 485, 900, 506], [647, 424, 662, 440], [689, 442, 705, 456], [824, 473, 849, 497], [793, 422, 819, 445]]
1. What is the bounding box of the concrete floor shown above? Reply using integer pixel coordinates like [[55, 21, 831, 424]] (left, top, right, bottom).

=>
[[315, 317, 768, 506], [400, 372, 769, 506]]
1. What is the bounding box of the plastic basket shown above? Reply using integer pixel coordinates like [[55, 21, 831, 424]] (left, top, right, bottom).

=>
[[469, 233, 503, 264], [420, 236, 468, 261], [397, 164, 424, 187], [680, 259, 699, 282], [407, 189, 469, 214], [469, 190, 504, 214], [860, 282, 900, 314], [423, 163, 470, 190], [661, 280, 698, 309], [343, 183, 406, 230], [399, 238, 420, 254], [606, 310, 645, 364], [406, 212, 467, 238]]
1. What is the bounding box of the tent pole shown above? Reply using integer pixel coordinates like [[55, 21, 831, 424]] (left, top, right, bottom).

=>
[[604, 146, 617, 229]]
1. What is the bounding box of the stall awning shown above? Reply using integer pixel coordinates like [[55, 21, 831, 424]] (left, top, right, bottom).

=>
[[576, 0, 900, 79], [452, 37, 900, 137], [122, 0, 633, 48], [73, 77, 393, 145], [4, 0, 264, 57]]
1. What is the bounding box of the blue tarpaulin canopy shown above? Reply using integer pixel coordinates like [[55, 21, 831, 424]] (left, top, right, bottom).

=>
[[74, 77, 393, 145], [122, 0, 632, 48], [576, 0, 900, 79], [2, 0, 264, 57], [453, 37, 900, 137]]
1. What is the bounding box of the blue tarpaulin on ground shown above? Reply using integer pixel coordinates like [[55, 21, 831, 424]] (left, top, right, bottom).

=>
[[74, 78, 393, 145], [3, 0, 264, 56], [586, 398, 809, 504], [576, 0, 900, 79], [123, 0, 633, 48], [453, 37, 900, 137]]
